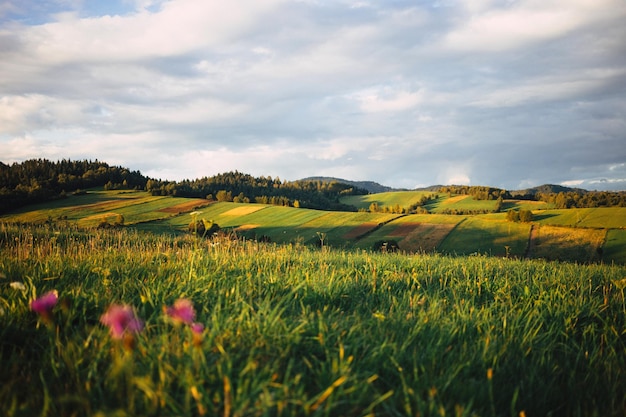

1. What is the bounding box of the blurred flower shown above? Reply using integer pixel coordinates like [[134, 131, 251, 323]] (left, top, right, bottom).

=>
[[190, 322, 205, 334], [30, 290, 58, 323], [190, 322, 205, 347], [165, 298, 196, 325], [10, 282, 27, 291], [100, 304, 144, 340]]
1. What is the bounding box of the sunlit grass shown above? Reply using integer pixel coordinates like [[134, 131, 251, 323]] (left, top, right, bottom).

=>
[[340, 191, 437, 211], [1, 223, 625, 416], [438, 216, 531, 257], [534, 207, 626, 228]]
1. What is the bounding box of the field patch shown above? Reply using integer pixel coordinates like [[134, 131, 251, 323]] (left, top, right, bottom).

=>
[[222, 205, 267, 216], [234, 224, 260, 231], [534, 207, 626, 228], [343, 222, 379, 239], [157, 199, 211, 214], [439, 217, 531, 257], [387, 222, 421, 237], [340, 191, 439, 211], [529, 225, 606, 262], [603, 229, 626, 263], [443, 195, 469, 204], [399, 223, 456, 252]]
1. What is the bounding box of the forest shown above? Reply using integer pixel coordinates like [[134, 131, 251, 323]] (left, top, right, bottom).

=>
[[0, 159, 367, 213], [1, 158, 625, 214]]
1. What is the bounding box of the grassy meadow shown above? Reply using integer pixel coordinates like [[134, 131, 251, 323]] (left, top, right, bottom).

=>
[[437, 216, 532, 258], [339, 191, 437, 211], [1, 223, 625, 416], [2, 189, 626, 264]]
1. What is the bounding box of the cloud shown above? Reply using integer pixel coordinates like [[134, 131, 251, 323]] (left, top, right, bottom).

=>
[[0, 0, 625, 190], [442, 0, 623, 52]]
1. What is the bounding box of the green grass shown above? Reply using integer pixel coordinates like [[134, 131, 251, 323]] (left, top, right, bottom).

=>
[[340, 191, 439, 211], [0, 190, 211, 227], [438, 215, 532, 257], [604, 229, 626, 264], [529, 225, 606, 263], [534, 208, 626, 229], [501, 199, 553, 211], [429, 195, 499, 214], [1, 224, 625, 416], [3, 194, 626, 264], [354, 214, 465, 252]]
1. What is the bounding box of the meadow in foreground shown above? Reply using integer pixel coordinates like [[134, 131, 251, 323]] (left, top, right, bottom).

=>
[[1, 223, 625, 416]]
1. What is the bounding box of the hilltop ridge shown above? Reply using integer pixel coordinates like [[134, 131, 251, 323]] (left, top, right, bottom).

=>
[[2, 158, 625, 214], [298, 176, 398, 193]]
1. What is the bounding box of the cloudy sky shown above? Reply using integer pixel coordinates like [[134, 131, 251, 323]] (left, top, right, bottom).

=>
[[1, 0, 625, 190]]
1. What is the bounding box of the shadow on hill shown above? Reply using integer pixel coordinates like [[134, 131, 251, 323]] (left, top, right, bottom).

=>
[[531, 212, 559, 221]]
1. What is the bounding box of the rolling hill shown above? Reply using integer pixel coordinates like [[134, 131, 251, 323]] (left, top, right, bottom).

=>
[[2, 188, 625, 264]]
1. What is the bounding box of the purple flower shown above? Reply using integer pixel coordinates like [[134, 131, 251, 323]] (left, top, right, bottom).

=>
[[30, 290, 58, 322], [165, 299, 196, 325], [190, 322, 205, 334], [190, 322, 205, 347], [100, 304, 144, 340]]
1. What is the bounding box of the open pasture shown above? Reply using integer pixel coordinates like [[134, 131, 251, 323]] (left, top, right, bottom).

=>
[[354, 214, 464, 252], [1, 224, 625, 416], [298, 211, 401, 246], [438, 215, 532, 257], [0, 190, 211, 227], [529, 225, 607, 263], [501, 199, 553, 211], [340, 190, 438, 211], [604, 229, 626, 264], [533, 207, 626, 229], [3, 192, 626, 263], [429, 195, 499, 214]]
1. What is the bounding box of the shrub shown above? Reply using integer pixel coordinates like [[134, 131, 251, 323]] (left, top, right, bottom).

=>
[[188, 219, 221, 237], [372, 239, 400, 253]]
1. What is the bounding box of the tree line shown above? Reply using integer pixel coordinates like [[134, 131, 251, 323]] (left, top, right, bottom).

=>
[[2, 159, 625, 214], [0, 159, 147, 213], [536, 191, 626, 208], [439, 185, 626, 208], [0, 159, 367, 213], [146, 171, 367, 211]]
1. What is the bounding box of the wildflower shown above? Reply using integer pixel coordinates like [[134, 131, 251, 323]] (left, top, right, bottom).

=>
[[190, 322, 205, 347], [165, 298, 196, 325], [100, 304, 144, 340], [30, 290, 58, 323], [190, 322, 205, 334]]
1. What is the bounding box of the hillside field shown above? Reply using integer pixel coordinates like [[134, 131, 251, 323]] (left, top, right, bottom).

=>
[[1, 224, 625, 416], [2, 189, 625, 264]]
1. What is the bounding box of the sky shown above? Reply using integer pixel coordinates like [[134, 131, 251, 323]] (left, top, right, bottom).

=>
[[1, 0, 625, 191]]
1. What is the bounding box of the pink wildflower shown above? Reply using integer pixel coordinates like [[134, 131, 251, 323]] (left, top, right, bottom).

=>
[[30, 290, 58, 323], [190, 322, 205, 347], [190, 322, 205, 334], [100, 304, 144, 339], [165, 298, 196, 325]]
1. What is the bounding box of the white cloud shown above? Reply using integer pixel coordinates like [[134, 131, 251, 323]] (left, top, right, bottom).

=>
[[8, 0, 286, 64], [442, 0, 625, 52], [354, 88, 423, 113], [469, 68, 626, 107], [1, 0, 625, 190]]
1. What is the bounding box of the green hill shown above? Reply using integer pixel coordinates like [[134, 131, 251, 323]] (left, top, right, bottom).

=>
[[2, 189, 625, 264]]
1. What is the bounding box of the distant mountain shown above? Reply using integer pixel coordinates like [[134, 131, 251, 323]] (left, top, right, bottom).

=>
[[299, 177, 396, 194], [511, 184, 588, 196]]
